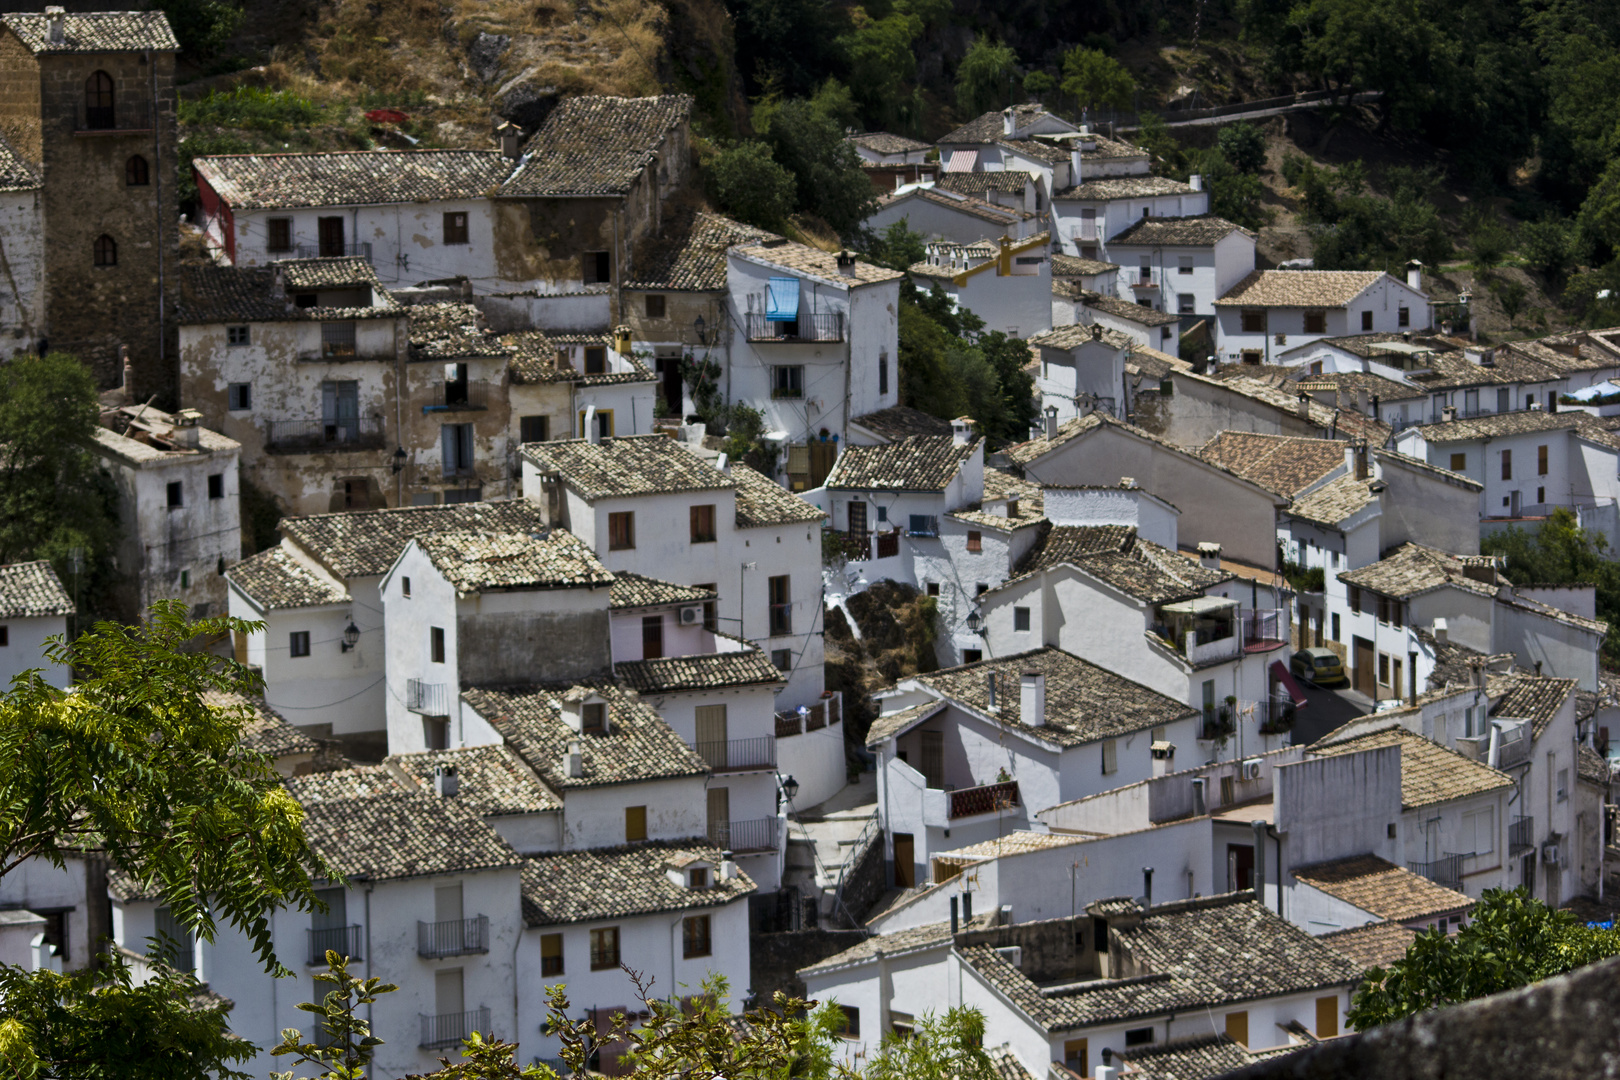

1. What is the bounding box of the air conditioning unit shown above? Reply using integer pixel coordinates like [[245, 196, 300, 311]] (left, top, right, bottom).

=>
[[1241, 759, 1262, 781], [678, 606, 703, 626], [1542, 841, 1561, 865]]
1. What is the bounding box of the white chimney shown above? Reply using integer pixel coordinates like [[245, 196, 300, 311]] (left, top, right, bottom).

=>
[[1189, 174, 1203, 192], [497, 124, 522, 159], [1197, 541, 1222, 570], [564, 738, 583, 779], [583, 405, 599, 444], [561, 699, 583, 733], [1002, 108, 1016, 137], [1433, 618, 1448, 644], [1069, 148, 1082, 188], [1044, 405, 1059, 441], [952, 416, 975, 446], [1021, 670, 1046, 727], [45, 6, 64, 44], [1297, 393, 1312, 420], [171, 408, 202, 449], [836, 249, 858, 278], [435, 764, 459, 797], [986, 671, 998, 712], [720, 851, 739, 880], [1406, 259, 1423, 293]]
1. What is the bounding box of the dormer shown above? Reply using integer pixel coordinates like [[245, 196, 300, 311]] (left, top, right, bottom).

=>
[[664, 854, 715, 889], [560, 688, 611, 735]]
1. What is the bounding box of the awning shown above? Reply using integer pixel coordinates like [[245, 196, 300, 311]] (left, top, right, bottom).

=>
[[765, 276, 799, 321], [945, 149, 978, 172], [1160, 596, 1239, 616], [1270, 660, 1308, 708]]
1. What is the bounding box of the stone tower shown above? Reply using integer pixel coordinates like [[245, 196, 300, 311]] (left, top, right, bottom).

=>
[[0, 7, 178, 403]]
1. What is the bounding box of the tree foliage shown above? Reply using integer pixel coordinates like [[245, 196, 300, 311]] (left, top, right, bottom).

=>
[[1349, 888, 1620, 1030], [1282, 156, 1451, 269], [755, 98, 877, 240], [148, 0, 242, 58], [707, 141, 797, 232], [1059, 46, 1134, 116], [1482, 508, 1620, 664], [1217, 122, 1267, 175], [955, 36, 1018, 117]]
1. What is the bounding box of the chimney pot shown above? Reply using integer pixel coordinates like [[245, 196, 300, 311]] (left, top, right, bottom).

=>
[[1043, 404, 1059, 441], [435, 764, 459, 797], [836, 249, 858, 277], [1020, 670, 1046, 727], [45, 6, 63, 43], [1406, 259, 1423, 293], [1142, 867, 1153, 910], [1189, 173, 1203, 192]]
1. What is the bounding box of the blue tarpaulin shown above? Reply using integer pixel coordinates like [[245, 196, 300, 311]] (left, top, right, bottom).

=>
[[766, 276, 800, 321]]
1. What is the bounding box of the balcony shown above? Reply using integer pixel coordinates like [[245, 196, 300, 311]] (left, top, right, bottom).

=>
[[424, 381, 492, 413], [307, 924, 364, 965], [296, 242, 374, 261], [1156, 598, 1241, 666], [1253, 699, 1298, 736], [420, 1006, 490, 1050], [265, 416, 386, 453], [406, 679, 450, 715], [1129, 269, 1162, 292], [417, 915, 489, 959], [75, 101, 152, 134], [948, 780, 1020, 819], [1408, 853, 1466, 891], [1510, 815, 1535, 857], [744, 312, 844, 343], [1199, 707, 1236, 742], [708, 816, 778, 853], [694, 736, 776, 773], [1241, 609, 1289, 653]]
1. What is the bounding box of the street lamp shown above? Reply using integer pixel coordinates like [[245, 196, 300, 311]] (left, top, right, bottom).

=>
[[341, 620, 360, 652], [966, 609, 982, 633], [693, 314, 708, 346], [782, 775, 800, 802], [390, 446, 407, 474]]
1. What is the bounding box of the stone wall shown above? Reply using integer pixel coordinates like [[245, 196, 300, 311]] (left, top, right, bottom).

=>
[[748, 928, 870, 1003], [834, 819, 888, 927]]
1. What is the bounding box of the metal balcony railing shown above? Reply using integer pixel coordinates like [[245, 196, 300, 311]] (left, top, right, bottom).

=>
[[406, 679, 449, 716], [1253, 699, 1298, 735], [948, 780, 1020, 819], [1408, 853, 1466, 891], [1510, 815, 1535, 857], [1200, 707, 1236, 741], [694, 736, 776, 772], [417, 915, 489, 959], [744, 312, 844, 342], [296, 242, 374, 260], [1241, 609, 1289, 651], [77, 101, 152, 132], [265, 416, 385, 453], [708, 816, 777, 853], [775, 712, 803, 738], [419, 1006, 490, 1050], [307, 924, 364, 965]]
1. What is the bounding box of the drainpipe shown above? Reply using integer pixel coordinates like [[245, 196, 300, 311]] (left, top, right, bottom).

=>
[[1267, 825, 1283, 917], [395, 317, 406, 506]]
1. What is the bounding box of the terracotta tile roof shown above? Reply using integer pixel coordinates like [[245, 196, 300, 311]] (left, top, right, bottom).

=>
[[1008, 525, 1231, 603], [1128, 344, 1192, 379], [617, 646, 785, 694], [1372, 448, 1481, 491], [800, 915, 989, 976], [1411, 409, 1620, 451], [413, 528, 613, 593], [864, 700, 947, 748], [947, 497, 1047, 533], [503, 330, 655, 386], [524, 435, 732, 499], [825, 434, 977, 492], [1296, 370, 1425, 402], [885, 187, 1027, 226], [280, 501, 546, 579], [0, 560, 72, 618], [1216, 270, 1386, 308], [1337, 543, 1500, 601], [387, 743, 561, 815], [177, 262, 402, 324], [1079, 292, 1183, 326], [939, 105, 1067, 145], [194, 149, 512, 210], [1075, 134, 1151, 161], [935, 170, 1034, 195], [227, 547, 349, 610], [916, 646, 1198, 746], [1490, 676, 1577, 740], [1287, 475, 1381, 529], [1497, 590, 1608, 636], [733, 239, 905, 287], [1203, 372, 1391, 444], [610, 573, 714, 609], [1051, 254, 1120, 276], [462, 681, 708, 789], [997, 137, 1072, 164], [284, 766, 523, 881], [730, 463, 826, 528], [850, 131, 930, 154], [1413, 627, 1506, 691], [521, 841, 754, 926], [3, 11, 177, 52], [1055, 175, 1197, 200], [501, 94, 692, 197], [0, 130, 37, 191], [987, 1046, 1036, 1080], [1029, 323, 1136, 351], [1579, 744, 1610, 786], [407, 302, 511, 360], [279, 257, 380, 290], [984, 467, 1043, 505], [624, 211, 776, 291], [1298, 332, 1458, 361], [1406, 349, 1559, 392], [932, 830, 1094, 862], [1292, 855, 1474, 921], [1115, 1033, 1268, 1080], [1110, 215, 1251, 247], [92, 421, 239, 466], [1309, 726, 1513, 809], [1319, 920, 1420, 970], [851, 405, 954, 442], [1198, 432, 1346, 497], [203, 690, 320, 759]]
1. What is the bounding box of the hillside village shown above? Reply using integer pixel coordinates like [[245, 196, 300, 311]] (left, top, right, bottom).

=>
[[5, 4, 1620, 1079]]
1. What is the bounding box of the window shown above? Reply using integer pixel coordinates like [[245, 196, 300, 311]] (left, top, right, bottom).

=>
[[1361, 310, 1373, 331], [1309, 360, 1323, 375], [321, 320, 357, 358], [1304, 310, 1327, 334], [318, 216, 345, 256], [1378, 652, 1390, 686], [430, 626, 445, 663], [208, 473, 224, 500], [227, 382, 252, 411], [93, 234, 116, 267], [166, 481, 183, 508], [768, 575, 792, 636], [879, 350, 890, 395], [1538, 485, 1546, 503], [690, 504, 717, 543], [1225, 1010, 1249, 1048], [402, 576, 411, 598], [837, 1007, 861, 1039], [289, 631, 310, 658], [962, 648, 982, 662], [1398, 305, 1410, 328], [1063, 1039, 1087, 1077], [1178, 292, 1195, 315], [1538, 444, 1549, 475], [908, 514, 939, 537], [582, 702, 607, 733], [584, 346, 607, 374], [540, 933, 563, 976], [294, 292, 317, 309], [589, 927, 620, 970], [1463, 807, 1494, 855], [689, 867, 709, 889], [771, 365, 804, 399], [84, 70, 114, 129], [153, 906, 194, 972], [519, 415, 548, 443], [441, 423, 474, 477], [1241, 309, 1266, 333], [267, 218, 292, 253], [1498, 388, 1510, 413], [694, 583, 717, 631], [1331, 613, 1340, 641], [1502, 449, 1512, 480], [1450, 452, 1467, 471], [771, 648, 792, 671], [976, 582, 989, 596], [1102, 738, 1117, 774], [890, 1012, 915, 1039], [609, 511, 635, 550], [442, 211, 469, 244], [1348, 586, 1360, 614], [625, 806, 647, 842], [644, 294, 666, 318], [125, 154, 149, 185], [1014, 606, 1031, 632], [1178, 255, 1193, 275], [1125, 1027, 1155, 1046], [682, 914, 712, 958], [966, 530, 982, 552], [1316, 997, 1339, 1039], [0, 626, 7, 646], [1558, 767, 1569, 802], [642, 614, 663, 659], [222, 323, 251, 348], [925, 582, 940, 597], [583, 251, 612, 284]]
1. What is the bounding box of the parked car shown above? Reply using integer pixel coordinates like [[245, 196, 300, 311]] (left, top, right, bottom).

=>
[[1290, 647, 1347, 687]]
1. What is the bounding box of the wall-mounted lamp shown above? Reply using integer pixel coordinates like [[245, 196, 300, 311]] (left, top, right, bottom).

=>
[[391, 446, 407, 474], [341, 620, 360, 652]]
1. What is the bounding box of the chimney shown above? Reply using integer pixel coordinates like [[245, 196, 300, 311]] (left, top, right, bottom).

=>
[[434, 764, 459, 797], [1189, 173, 1203, 192], [1371, 393, 1380, 421], [1406, 259, 1423, 293], [1356, 387, 1369, 415], [1354, 440, 1369, 480], [583, 405, 600, 444], [952, 416, 975, 446], [1044, 404, 1059, 440], [963, 891, 973, 923], [1251, 819, 1268, 902], [1069, 148, 1082, 188], [1002, 108, 1016, 137], [1297, 393, 1312, 420], [720, 851, 738, 880], [1021, 670, 1046, 727], [1091, 323, 1103, 341], [564, 738, 583, 779], [171, 408, 202, 449], [1197, 541, 1222, 570], [836, 249, 858, 278], [1142, 867, 1153, 910], [120, 345, 134, 404], [45, 6, 63, 44], [1442, 404, 1457, 421], [1433, 617, 1448, 644], [987, 671, 998, 712], [1096, 1050, 1117, 1080], [613, 324, 632, 356], [1191, 777, 1207, 816]]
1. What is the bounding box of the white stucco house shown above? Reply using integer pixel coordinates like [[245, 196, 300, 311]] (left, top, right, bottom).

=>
[[1028, 322, 1135, 422], [0, 560, 73, 688], [1214, 269, 1430, 365], [1105, 215, 1255, 320], [865, 184, 1038, 246], [903, 233, 1053, 339]]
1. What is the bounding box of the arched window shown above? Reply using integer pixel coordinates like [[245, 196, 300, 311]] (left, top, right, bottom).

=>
[[125, 154, 149, 186], [93, 234, 116, 267], [84, 71, 114, 129]]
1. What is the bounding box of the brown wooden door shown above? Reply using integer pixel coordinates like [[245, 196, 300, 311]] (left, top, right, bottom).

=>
[[847, 500, 868, 537], [892, 832, 914, 888], [318, 216, 345, 256], [1353, 636, 1376, 696], [706, 786, 729, 846]]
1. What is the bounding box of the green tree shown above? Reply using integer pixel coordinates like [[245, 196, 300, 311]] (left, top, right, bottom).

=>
[[707, 141, 797, 231], [1023, 70, 1055, 102], [861, 219, 928, 272], [1217, 122, 1267, 174], [1350, 888, 1620, 1030], [1468, 209, 1514, 271], [1059, 46, 1135, 115], [0, 352, 124, 621], [148, 0, 242, 58], [1519, 216, 1579, 281], [838, 0, 947, 134], [724, 0, 847, 99], [756, 98, 877, 240], [809, 77, 861, 131], [1191, 148, 1268, 230], [956, 36, 1018, 118], [864, 1007, 995, 1080], [1483, 508, 1620, 663]]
